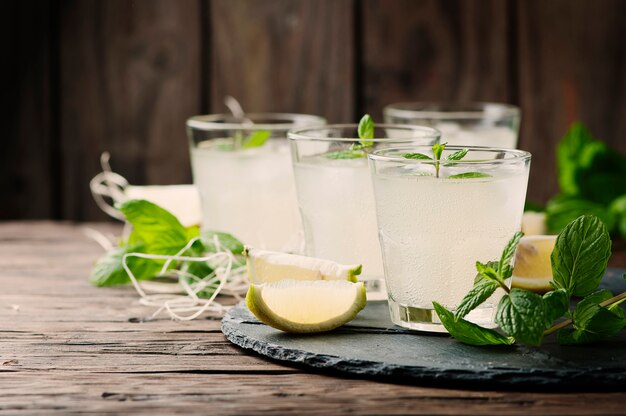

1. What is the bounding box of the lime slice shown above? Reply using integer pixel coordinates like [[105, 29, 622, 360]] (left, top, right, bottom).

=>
[[246, 280, 366, 333], [511, 235, 557, 293], [243, 247, 362, 284]]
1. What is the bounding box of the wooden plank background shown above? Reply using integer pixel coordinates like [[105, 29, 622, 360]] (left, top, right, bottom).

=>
[[2, 0, 625, 220]]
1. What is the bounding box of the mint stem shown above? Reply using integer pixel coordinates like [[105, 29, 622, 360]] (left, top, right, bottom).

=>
[[543, 290, 626, 336]]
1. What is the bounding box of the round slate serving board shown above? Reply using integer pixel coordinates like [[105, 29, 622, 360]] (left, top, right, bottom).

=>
[[221, 269, 626, 390]]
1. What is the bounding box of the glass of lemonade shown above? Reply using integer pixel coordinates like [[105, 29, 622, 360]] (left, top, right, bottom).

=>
[[187, 113, 326, 250], [369, 146, 530, 331], [288, 125, 440, 300], [384, 102, 521, 149]]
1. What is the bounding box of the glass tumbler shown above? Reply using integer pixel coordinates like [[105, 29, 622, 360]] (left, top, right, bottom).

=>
[[187, 113, 326, 250], [288, 125, 440, 300], [384, 102, 521, 148], [369, 146, 531, 331]]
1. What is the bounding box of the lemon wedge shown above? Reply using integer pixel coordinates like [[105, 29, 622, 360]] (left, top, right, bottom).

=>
[[511, 235, 557, 293], [246, 280, 366, 333], [243, 247, 362, 284]]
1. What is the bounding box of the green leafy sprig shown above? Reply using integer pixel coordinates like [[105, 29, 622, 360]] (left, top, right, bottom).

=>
[[230, 130, 271, 150], [404, 143, 490, 179], [544, 123, 626, 237], [326, 114, 375, 160], [90, 200, 244, 296], [434, 214, 626, 346]]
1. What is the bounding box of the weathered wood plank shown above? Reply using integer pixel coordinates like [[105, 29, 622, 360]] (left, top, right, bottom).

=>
[[209, 0, 354, 122], [1, 372, 626, 415], [516, 0, 626, 203], [361, 0, 513, 119], [58, 0, 202, 221]]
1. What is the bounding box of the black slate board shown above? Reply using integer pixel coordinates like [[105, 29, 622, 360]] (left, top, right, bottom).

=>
[[221, 269, 626, 390]]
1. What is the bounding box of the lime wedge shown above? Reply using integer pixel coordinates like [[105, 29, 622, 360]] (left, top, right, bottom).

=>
[[243, 247, 362, 284], [246, 280, 366, 333], [511, 235, 557, 293]]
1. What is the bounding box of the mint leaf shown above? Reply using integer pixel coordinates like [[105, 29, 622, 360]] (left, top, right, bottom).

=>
[[551, 214, 611, 297], [446, 149, 468, 161], [90, 244, 162, 286], [474, 261, 499, 285], [454, 280, 499, 320], [545, 195, 615, 233], [610, 194, 626, 239], [404, 153, 432, 160], [118, 200, 188, 255], [433, 302, 514, 346], [200, 231, 244, 254], [432, 142, 446, 161], [357, 114, 374, 141], [326, 149, 366, 160], [448, 172, 492, 179], [557, 123, 626, 205], [242, 130, 271, 149], [558, 290, 626, 344], [496, 289, 546, 346], [498, 231, 523, 281], [543, 289, 570, 325]]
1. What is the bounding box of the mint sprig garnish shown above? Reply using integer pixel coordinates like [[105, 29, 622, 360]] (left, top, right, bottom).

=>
[[326, 114, 375, 160], [90, 199, 245, 291], [242, 130, 271, 149], [434, 214, 626, 346], [403, 143, 491, 179]]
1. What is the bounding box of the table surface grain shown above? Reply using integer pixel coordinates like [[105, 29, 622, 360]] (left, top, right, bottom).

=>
[[1, 221, 625, 415]]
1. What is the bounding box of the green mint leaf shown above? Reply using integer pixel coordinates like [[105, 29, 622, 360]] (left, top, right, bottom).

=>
[[433, 302, 514, 346], [454, 280, 499, 320], [118, 200, 188, 255], [404, 153, 432, 160], [186, 225, 201, 241], [90, 244, 162, 287], [551, 214, 611, 297], [446, 148, 469, 161], [447, 172, 492, 179], [496, 289, 546, 346], [474, 261, 501, 285], [432, 142, 447, 161], [326, 150, 366, 160], [242, 130, 271, 149], [545, 195, 615, 233], [557, 290, 626, 344], [542, 289, 570, 326], [557, 122, 626, 205], [357, 114, 374, 141], [200, 231, 245, 254], [498, 231, 523, 281]]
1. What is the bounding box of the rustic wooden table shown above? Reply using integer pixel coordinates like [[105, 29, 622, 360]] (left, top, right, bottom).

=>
[[1, 221, 625, 415]]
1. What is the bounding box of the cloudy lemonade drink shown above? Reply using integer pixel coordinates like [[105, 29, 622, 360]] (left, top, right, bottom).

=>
[[384, 102, 520, 149], [369, 146, 530, 331], [289, 124, 440, 299], [187, 114, 325, 250]]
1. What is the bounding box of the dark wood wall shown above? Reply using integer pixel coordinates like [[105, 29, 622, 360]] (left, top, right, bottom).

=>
[[2, 0, 625, 221]]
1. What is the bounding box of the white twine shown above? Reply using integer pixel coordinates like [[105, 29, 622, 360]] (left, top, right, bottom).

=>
[[89, 152, 128, 221], [85, 229, 248, 321]]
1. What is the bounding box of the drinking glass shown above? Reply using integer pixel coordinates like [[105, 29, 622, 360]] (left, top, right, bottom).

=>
[[288, 125, 440, 300], [187, 113, 326, 250], [384, 102, 521, 148], [369, 146, 531, 331]]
